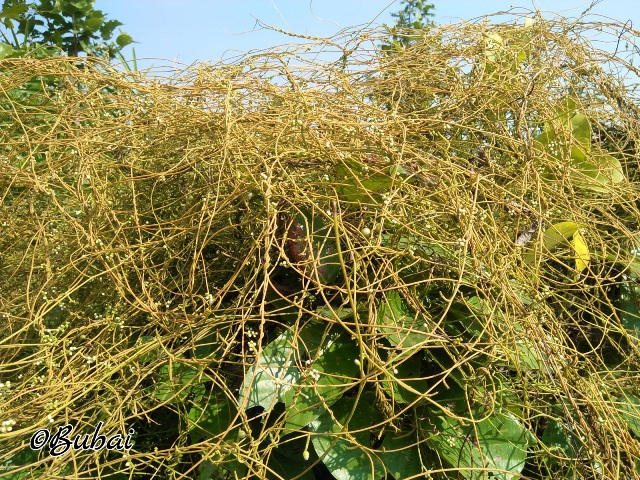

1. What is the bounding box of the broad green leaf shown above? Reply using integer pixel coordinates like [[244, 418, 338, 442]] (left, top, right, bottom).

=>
[[0, 447, 41, 479], [524, 221, 581, 264], [601, 154, 626, 184], [541, 419, 581, 464], [571, 154, 624, 191], [628, 258, 640, 278], [134, 335, 159, 363], [0, 42, 15, 59], [197, 457, 247, 480], [154, 361, 203, 402], [309, 214, 341, 285], [382, 233, 450, 258], [78, 39, 92, 53], [533, 129, 554, 149], [84, 16, 103, 31], [508, 278, 534, 305], [572, 230, 590, 272], [382, 351, 428, 404], [427, 409, 534, 479], [389, 164, 411, 177], [376, 290, 429, 353], [335, 158, 393, 203], [456, 296, 493, 337], [486, 33, 504, 44], [239, 323, 359, 430], [283, 332, 360, 431], [617, 393, 640, 437], [619, 278, 640, 337], [543, 221, 580, 251], [309, 393, 385, 480], [570, 113, 591, 151], [291, 210, 341, 284], [192, 331, 218, 359], [0, 3, 29, 19], [238, 327, 304, 411], [556, 98, 578, 125], [316, 305, 354, 322], [484, 32, 504, 63], [69, 0, 91, 9], [187, 390, 237, 443], [498, 332, 549, 372], [116, 32, 133, 48], [100, 19, 123, 39], [378, 429, 424, 479]]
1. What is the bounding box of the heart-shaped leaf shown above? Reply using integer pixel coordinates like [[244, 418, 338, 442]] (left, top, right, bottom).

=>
[[427, 408, 534, 479]]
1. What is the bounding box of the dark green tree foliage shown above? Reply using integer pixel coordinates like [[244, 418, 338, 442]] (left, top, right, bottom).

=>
[[0, 0, 133, 59], [382, 0, 435, 52]]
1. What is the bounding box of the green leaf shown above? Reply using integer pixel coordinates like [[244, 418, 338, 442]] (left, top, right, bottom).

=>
[[382, 233, 450, 258], [382, 351, 428, 404], [267, 433, 316, 480], [238, 323, 359, 430], [524, 221, 583, 265], [238, 327, 303, 411], [0, 42, 15, 59], [571, 154, 625, 192], [134, 335, 159, 363], [196, 458, 247, 480], [154, 361, 203, 402], [449, 296, 492, 339], [376, 290, 429, 353], [0, 447, 41, 479], [484, 32, 504, 63], [543, 221, 580, 251], [0, 3, 29, 19], [100, 19, 122, 39], [309, 393, 385, 480], [282, 331, 360, 430], [335, 158, 393, 203], [288, 210, 341, 285], [617, 393, 640, 437], [570, 112, 591, 151], [116, 32, 133, 48], [307, 213, 341, 285], [84, 16, 103, 31], [67, 0, 92, 13], [187, 390, 237, 443], [541, 419, 581, 465], [427, 409, 534, 479], [316, 305, 353, 322], [378, 429, 424, 479], [192, 331, 218, 359], [619, 278, 640, 337]]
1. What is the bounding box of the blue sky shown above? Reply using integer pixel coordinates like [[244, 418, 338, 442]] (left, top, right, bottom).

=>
[[102, 0, 639, 70]]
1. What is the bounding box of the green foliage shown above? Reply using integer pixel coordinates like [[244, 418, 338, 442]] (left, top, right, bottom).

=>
[[381, 0, 435, 51], [0, 0, 133, 59]]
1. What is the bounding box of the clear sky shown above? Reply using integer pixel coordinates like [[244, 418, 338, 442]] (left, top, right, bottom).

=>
[[101, 0, 639, 71]]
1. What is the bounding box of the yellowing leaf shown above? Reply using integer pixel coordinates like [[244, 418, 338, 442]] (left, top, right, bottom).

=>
[[486, 32, 504, 45], [572, 230, 590, 272], [543, 222, 580, 251]]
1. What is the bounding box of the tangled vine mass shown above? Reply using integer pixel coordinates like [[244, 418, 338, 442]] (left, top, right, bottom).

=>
[[1, 12, 640, 480]]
